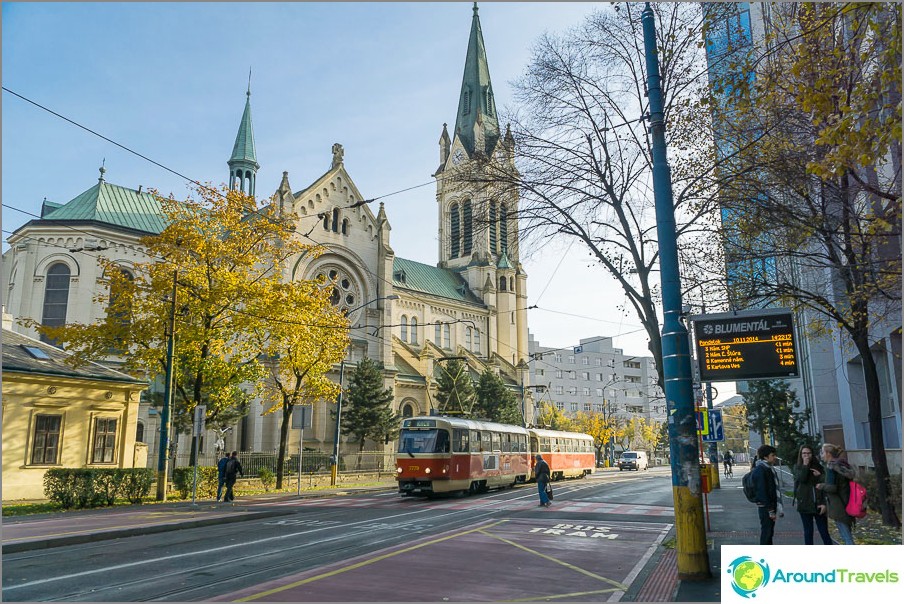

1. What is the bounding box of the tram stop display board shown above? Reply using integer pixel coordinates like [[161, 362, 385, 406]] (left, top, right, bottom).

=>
[[690, 309, 799, 382]]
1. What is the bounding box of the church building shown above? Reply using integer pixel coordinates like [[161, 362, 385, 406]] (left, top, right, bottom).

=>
[[2, 4, 533, 462]]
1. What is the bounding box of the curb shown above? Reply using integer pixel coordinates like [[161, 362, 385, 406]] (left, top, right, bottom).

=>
[[2, 508, 293, 554]]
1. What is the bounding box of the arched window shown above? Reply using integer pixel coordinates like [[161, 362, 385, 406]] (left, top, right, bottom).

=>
[[136, 421, 145, 443], [435, 323, 441, 344], [474, 329, 481, 353], [341, 219, 349, 235], [108, 269, 134, 329], [402, 403, 414, 418], [332, 208, 340, 233], [509, 277, 514, 291], [41, 263, 71, 345], [323, 213, 330, 230], [465, 327, 472, 350], [500, 204, 508, 253], [462, 200, 473, 255], [450, 203, 460, 258], [410, 317, 418, 344], [499, 276, 506, 292], [489, 202, 497, 254], [443, 324, 451, 349], [400, 315, 408, 342]]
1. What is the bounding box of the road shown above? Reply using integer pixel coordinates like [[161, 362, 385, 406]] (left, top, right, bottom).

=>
[[3, 467, 680, 602]]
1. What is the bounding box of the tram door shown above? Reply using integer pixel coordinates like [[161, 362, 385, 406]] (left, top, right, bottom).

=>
[[530, 437, 539, 468]]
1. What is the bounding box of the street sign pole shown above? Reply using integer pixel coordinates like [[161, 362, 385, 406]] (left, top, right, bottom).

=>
[[191, 405, 206, 504]]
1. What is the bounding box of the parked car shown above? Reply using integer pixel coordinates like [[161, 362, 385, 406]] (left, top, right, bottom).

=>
[[618, 451, 649, 471]]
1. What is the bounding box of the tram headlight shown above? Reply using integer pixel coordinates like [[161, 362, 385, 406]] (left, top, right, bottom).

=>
[[396, 467, 403, 473], [425, 467, 431, 474]]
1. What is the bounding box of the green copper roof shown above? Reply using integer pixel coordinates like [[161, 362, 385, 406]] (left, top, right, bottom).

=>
[[496, 250, 512, 269], [229, 91, 259, 168], [453, 3, 500, 156], [42, 172, 167, 234], [393, 257, 484, 306]]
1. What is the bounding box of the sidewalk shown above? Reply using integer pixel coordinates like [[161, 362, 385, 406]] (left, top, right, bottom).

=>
[[674, 472, 805, 602]]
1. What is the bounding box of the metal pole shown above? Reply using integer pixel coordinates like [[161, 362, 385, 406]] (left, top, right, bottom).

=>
[[155, 270, 178, 501], [330, 359, 345, 487], [641, 3, 710, 580], [298, 407, 304, 496]]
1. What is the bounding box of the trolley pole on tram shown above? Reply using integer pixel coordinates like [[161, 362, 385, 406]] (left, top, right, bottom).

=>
[[641, 3, 710, 580]]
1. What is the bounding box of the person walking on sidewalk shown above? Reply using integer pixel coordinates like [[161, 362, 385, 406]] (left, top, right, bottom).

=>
[[534, 454, 552, 507], [223, 451, 243, 503], [216, 451, 230, 502], [751, 445, 782, 544], [817, 443, 856, 544], [793, 445, 833, 545]]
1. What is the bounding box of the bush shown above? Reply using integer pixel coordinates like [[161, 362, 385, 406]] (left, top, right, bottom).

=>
[[258, 467, 275, 491], [42, 468, 156, 508], [120, 468, 155, 503], [172, 466, 218, 499], [858, 469, 903, 514]]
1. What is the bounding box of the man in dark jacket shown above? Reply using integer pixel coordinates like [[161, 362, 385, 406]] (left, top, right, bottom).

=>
[[534, 454, 552, 507], [223, 451, 243, 503], [216, 451, 230, 502], [751, 444, 779, 544]]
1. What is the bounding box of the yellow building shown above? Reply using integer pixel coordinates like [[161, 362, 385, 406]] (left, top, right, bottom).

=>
[[1, 320, 147, 500]]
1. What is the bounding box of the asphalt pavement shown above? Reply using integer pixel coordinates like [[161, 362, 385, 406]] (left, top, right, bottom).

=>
[[2, 469, 807, 602]]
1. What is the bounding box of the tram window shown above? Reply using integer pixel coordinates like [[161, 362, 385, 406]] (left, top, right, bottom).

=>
[[470, 431, 480, 452], [502, 434, 511, 453], [490, 432, 500, 451], [482, 431, 492, 451], [453, 428, 469, 453], [397, 429, 450, 454]]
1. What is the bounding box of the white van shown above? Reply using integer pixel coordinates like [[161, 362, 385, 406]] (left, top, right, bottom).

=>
[[617, 451, 649, 471]]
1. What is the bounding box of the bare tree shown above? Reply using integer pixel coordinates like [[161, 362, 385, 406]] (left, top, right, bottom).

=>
[[710, 3, 901, 526], [451, 3, 731, 389]]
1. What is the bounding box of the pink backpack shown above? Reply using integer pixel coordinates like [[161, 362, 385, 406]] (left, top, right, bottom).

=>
[[845, 480, 868, 518]]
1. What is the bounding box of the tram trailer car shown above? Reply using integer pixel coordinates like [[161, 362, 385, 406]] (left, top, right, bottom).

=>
[[395, 417, 531, 496], [527, 428, 596, 481]]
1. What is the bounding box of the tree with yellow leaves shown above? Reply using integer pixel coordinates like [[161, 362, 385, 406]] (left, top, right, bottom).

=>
[[534, 402, 573, 431], [572, 411, 621, 465], [620, 417, 662, 454], [38, 184, 331, 455], [254, 279, 349, 488]]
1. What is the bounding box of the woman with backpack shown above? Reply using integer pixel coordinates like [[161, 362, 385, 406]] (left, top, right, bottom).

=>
[[817, 443, 856, 545], [792, 445, 833, 545]]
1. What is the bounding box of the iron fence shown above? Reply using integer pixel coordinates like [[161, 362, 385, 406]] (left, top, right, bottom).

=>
[[171, 449, 396, 478]]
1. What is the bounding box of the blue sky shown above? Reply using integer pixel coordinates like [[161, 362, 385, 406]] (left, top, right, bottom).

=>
[[2, 1, 665, 362]]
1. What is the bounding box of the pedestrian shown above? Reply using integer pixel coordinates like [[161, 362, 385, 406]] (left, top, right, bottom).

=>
[[792, 445, 833, 545], [817, 443, 856, 544], [534, 454, 552, 507], [216, 451, 230, 502], [751, 444, 782, 545], [223, 451, 243, 503], [723, 449, 734, 477]]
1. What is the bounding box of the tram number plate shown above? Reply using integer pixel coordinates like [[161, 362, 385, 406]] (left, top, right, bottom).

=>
[[408, 465, 420, 470]]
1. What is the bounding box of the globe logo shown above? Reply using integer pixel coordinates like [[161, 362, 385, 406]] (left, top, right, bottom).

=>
[[703, 324, 714, 335], [727, 556, 771, 598]]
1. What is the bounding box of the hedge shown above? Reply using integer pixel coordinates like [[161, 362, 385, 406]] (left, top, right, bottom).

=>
[[172, 466, 218, 499], [43, 468, 156, 509]]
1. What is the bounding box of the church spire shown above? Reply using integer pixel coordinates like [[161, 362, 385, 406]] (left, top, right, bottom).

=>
[[453, 2, 500, 156], [228, 70, 260, 197]]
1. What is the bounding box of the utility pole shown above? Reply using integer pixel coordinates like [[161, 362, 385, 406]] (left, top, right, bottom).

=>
[[641, 3, 710, 580], [156, 270, 177, 501]]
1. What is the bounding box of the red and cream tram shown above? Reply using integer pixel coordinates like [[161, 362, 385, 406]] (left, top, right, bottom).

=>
[[528, 428, 595, 481], [396, 416, 531, 496]]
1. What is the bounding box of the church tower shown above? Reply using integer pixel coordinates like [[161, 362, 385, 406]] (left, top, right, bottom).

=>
[[435, 3, 528, 369], [228, 78, 259, 197]]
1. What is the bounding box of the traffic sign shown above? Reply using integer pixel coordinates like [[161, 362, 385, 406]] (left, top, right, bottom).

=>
[[695, 407, 710, 435], [702, 409, 724, 442]]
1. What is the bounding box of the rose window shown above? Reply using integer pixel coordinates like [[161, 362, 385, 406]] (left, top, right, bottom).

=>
[[315, 266, 360, 318]]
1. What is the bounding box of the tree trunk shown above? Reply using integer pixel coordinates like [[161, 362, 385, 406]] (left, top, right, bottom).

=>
[[852, 331, 901, 527], [276, 401, 292, 490]]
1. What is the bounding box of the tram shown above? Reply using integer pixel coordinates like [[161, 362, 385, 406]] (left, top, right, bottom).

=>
[[395, 416, 531, 496], [395, 416, 596, 496], [527, 427, 596, 480]]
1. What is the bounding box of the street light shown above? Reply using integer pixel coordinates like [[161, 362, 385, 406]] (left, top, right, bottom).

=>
[[330, 294, 399, 487]]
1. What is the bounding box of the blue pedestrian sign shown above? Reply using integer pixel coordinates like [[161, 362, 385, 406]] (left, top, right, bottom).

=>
[[702, 409, 724, 442]]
